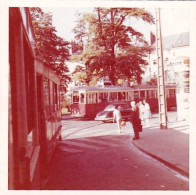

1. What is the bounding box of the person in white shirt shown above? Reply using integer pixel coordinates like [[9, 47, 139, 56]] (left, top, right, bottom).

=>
[[113, 106, 122, 133], [143, 99, 151, 127], [138, 100, 145, 126]]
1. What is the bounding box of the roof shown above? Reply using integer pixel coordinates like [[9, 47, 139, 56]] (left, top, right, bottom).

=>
[[72, 86, 133, 92], [72, 84, 176, 92], [162, 32, 189, 50]]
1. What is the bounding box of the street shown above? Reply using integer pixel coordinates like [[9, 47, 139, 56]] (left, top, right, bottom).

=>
[[44, 112, 189, 190]]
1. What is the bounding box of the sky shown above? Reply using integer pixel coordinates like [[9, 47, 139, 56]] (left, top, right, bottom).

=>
[[41, 7, 191, 43], [41, 7, 192, 73]]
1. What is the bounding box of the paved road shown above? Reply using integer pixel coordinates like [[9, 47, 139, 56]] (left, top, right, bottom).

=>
[[44, 112, 189, 190]]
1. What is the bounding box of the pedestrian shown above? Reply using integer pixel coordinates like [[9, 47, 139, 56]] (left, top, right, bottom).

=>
[[113, 105, 122, 133], [130, 101, 142, 140], [143, 99, 151, 127], [138, 100, 145, 126]]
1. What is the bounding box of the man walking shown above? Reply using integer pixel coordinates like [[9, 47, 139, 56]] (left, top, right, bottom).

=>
[[130, 101, 142, 140]]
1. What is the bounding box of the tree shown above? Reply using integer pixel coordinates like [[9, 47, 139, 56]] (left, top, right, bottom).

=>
[[71, 65, 87, 86], [146, 77, 157, 85], [72, 8, 154, 85], [71, 41, 83, 54], [29, 7, 71, 92]]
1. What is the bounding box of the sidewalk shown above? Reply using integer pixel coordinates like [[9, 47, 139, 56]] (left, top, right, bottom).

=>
[[132, 116, 189, 178]]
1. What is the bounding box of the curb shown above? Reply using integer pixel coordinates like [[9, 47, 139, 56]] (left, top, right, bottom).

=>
[[132, 141, 189, 178]]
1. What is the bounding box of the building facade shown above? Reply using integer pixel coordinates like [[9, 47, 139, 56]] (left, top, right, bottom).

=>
[[143, 32, 190, 120]]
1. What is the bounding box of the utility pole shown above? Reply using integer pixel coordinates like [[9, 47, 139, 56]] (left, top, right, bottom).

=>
[[155, 8, 168, 129]]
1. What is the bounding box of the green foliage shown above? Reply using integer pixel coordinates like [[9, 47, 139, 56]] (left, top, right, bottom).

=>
[[71, 65, 87, 85], [146, 78, 157, 85], [72, 72, 87, 83], [71, 41, 83, 54], [29, 7, 71, 92], [73, 8, 154, 85], [71, 65, 100, 86]]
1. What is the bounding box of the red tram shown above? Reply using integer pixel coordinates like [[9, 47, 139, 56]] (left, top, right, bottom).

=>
[[71, 84, 176, 118], [9, 8, 62, 189]]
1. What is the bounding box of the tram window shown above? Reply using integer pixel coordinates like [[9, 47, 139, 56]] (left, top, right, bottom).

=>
[[99, 92, 108, 102], [93, 93, 97, 103], [98, 93, 103, 103], [140, 91, 145, 99], [43, 78, 50, 116], [73, 92, 79, 104], [57, 85, 60, 108], [109, 92, 117, 102], [134, 91, 139, 99], [53, 83, 58, 109], [24, 36, 35, 134], [97, 93, 101, 103], [25, 61, 34, 133], [104, 93, 108, 102], [87, 93, 95, 104], [88, 93, 92, 104], [86, 93, 88, 104], [146, 90, 155, 99], [127, 91, 133, 101], [118, 92, 126, 101], [169, 89, 176, 97], [80, 93, 85, 103], [92, 93, 96, 103], [99, 93, 104, 102], [50, 81, 54, 112]]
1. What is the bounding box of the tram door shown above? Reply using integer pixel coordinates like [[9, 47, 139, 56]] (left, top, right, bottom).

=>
[[36, 75, 47, 186]]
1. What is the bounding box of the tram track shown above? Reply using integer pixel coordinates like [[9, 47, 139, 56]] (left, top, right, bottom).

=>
[[60, 120, 105, 140]]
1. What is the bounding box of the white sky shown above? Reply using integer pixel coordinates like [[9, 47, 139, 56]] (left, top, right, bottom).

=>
[[41, 7, 191, 42]]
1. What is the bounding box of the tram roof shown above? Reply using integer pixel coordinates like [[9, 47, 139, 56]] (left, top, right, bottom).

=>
[[72, 84, 176, 93], [132, 84, 176, 90], [72, 86, 133, 92]]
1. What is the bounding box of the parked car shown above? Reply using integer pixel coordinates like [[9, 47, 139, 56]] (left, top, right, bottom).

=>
[[94, 103, 131, 122]]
